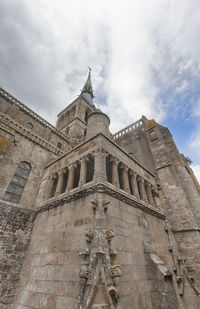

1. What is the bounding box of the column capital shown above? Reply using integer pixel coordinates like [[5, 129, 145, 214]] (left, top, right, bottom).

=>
[[95, 147, 107, 156], [137, 175, 144, 183]]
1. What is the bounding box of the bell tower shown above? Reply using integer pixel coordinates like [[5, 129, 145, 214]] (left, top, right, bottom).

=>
[[56, 68, 96, 139]]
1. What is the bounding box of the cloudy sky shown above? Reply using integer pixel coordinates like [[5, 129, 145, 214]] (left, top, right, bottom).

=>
[[0, 0, 200, 181]]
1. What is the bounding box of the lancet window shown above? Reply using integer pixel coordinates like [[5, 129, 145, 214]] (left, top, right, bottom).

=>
[[3, 161, 31, 204]]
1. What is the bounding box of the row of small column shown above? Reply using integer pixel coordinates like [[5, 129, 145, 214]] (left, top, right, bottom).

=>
[[46, 154, 95, 198], [45, 148, 161, 209], [107, 156, 161, 208]]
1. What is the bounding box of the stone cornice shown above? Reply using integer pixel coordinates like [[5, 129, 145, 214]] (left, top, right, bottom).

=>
[[0, 87, 72, 144], [0, 112, 64, 156], [0, 200, 37, 216], [59, 116, 87, 131], [45, 132, 155, 178], [37, 182, 165, 220]]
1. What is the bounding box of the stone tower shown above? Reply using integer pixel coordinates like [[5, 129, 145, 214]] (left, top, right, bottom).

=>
[[0, 70, 200, 308]]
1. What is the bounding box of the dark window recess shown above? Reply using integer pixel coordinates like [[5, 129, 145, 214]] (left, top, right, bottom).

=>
[[73, 163, 81, 188], [57, 142, 62, 149], [51, 174, 58, 197], [3, 161, 31, 204], [86, 156, 94, 183], [128, 173, 133, 195], [26, 123, 33, 130], [118, 165, 123, 189], [85, 111, 88, 122], [106, 157, 112, 184]]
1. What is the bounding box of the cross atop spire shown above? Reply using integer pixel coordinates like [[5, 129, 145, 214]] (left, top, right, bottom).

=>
[[81, 67, 94, 104]]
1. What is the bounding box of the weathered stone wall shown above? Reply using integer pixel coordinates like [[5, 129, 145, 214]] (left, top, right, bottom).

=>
[[13, 192, 178, 308], [0, 202, 35, 307], [114, 127, 156, 175], [159, 125, 200, 224], [0, 94, 70, 151], [0, 124, 56, 209], [145, 122, 200, 307]]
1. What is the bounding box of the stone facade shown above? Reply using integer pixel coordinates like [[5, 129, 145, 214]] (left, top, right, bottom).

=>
[[0, 71, 200, 308]]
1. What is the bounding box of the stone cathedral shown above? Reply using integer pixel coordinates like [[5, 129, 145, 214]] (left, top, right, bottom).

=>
[[0, 70, 200, 309]]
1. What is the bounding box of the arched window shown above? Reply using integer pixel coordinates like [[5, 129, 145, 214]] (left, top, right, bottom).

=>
[[26, 123, 33, 130], [57, 142, 62, 149], [3, 161, 31, 204]]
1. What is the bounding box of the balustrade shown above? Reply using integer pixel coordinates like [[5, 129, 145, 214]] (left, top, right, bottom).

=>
[[45, 149, 161, 210]]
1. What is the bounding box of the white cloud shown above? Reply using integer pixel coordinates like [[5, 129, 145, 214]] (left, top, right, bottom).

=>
[[0, 0, 200, 160], [191, 165, 200, 184], [176, 80, 188, 93]]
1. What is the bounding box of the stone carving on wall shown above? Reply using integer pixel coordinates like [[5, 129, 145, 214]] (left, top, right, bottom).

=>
[[144, 241, 173, 280], [78, 198, 121, 309], [164, 221, 200, 297]]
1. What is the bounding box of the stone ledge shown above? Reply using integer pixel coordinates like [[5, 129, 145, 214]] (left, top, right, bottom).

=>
[[156, 163, 172, 170], [37, 182, 165, 220], [0, 199, 37, 216]]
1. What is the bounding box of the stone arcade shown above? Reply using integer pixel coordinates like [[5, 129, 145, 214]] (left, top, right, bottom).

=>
[[0, 70, 200, 308]]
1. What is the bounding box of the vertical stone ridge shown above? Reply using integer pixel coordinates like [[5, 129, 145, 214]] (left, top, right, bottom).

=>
[[78, 198, 121, 309]]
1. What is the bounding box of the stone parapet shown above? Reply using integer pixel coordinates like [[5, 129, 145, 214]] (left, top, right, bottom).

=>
[[0, 112, 64, 156], [112, 119, 144, 140]]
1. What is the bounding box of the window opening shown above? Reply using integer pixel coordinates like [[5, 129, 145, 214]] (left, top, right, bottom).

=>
[[51, 174, 58, 197], [3, 161, 31, 204], [128, 172, 133, 195], [85, 110, 88, 122], [106, 156, 112, 184], [26, 123, 33, 130], [57, 142, 62, 149], [118, 164, 123, 189], [86, 155, 94, 183], [73, 162, 81, 188]]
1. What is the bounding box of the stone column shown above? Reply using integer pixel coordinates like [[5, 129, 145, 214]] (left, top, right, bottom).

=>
[[44, 175, 51, 199], [79, 157, 87, 188], [94, 148, 107, 183], [122, 166, 130, 194], [146, 183, 155, 206], [47, 174, 56, 198], [66, 164, 75, 193], [111, 158, 119, 188], [138, 177, 148, 202], [56, 169, 65, 196], [130, 171, 140, 198]]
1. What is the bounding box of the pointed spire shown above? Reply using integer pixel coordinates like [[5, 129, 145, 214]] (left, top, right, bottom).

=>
[[81, 67, 94, 103]]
